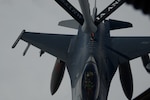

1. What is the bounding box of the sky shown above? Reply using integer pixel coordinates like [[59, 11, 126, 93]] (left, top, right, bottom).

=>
[[0, 0, 150, 100]]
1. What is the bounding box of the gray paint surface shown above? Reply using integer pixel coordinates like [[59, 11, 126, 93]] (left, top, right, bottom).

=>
[[0, 0, 150, 100]]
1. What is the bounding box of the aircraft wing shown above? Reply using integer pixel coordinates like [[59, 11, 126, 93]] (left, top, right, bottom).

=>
[[12, 30, 74, 61], [110, 37, 150, 62]]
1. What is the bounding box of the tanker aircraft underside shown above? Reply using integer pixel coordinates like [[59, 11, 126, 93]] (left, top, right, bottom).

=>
[[12, 0, 150, 100]]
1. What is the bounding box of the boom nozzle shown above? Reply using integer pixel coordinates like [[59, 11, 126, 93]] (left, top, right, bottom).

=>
[[78, 0, 97, 33]]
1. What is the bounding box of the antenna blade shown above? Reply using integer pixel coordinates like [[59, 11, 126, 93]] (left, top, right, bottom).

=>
[[23, 43, 30, 56], [40, 50, 45, 57]]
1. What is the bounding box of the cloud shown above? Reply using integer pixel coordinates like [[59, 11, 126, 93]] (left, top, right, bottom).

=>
[[31, 0, 48, 7], [0, 0, 13, 5]]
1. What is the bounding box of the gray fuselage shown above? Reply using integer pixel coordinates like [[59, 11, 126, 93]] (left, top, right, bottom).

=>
[[66, 21, 119, 100]]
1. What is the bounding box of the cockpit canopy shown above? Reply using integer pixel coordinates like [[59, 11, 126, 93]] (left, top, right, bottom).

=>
[[82, 62, 99, 100]]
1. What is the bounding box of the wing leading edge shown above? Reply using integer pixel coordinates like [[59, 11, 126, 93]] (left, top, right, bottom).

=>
[[110, 37, 150, 63], [12, 30, 74, 61]]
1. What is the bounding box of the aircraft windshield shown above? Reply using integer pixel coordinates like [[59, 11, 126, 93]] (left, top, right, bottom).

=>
[[82, 62, 99, 100]]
